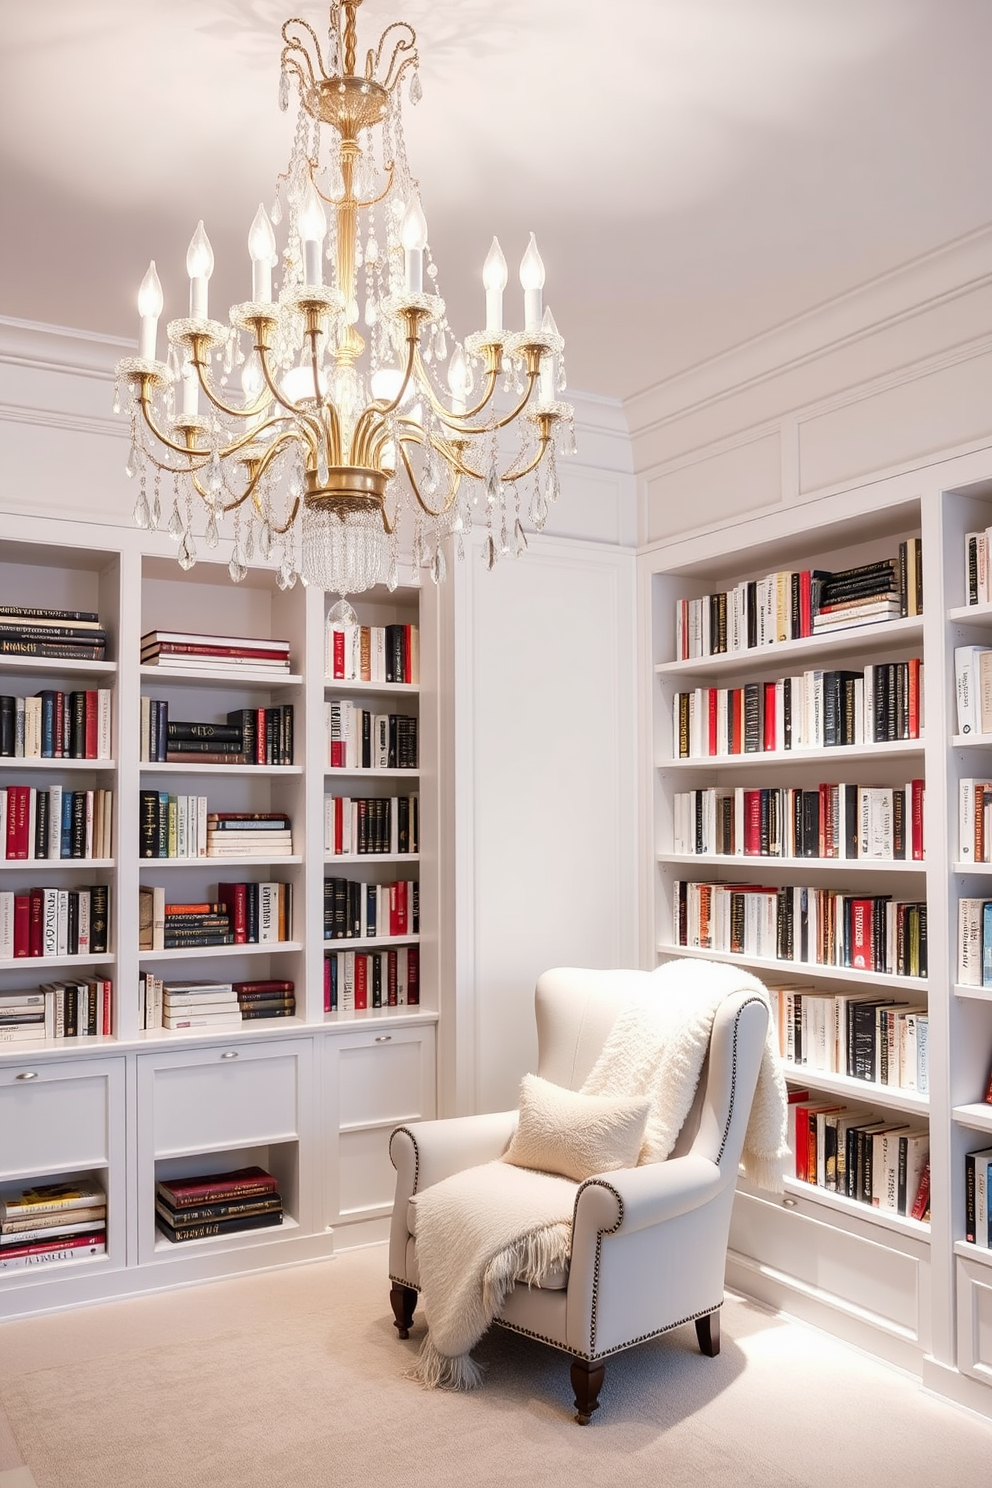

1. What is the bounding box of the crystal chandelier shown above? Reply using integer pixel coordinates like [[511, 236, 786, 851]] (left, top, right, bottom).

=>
[[115, 0, 573, 603]]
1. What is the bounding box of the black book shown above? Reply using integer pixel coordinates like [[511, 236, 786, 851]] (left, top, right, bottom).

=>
[[70, 792, 87, 857], [790, 572, 802, 640], [745, 582, 757, 649], [140, 790, 160, 858], [156, 1210, 284, 1244], [898, 540, 908, 618], [323, 878, 336, 939], [0, 696, 14, 756], [823, 672, 841, 748], [246, 881, 259, 943], [843, 786, 859, 861], [872, 666, 888, 742], [0, 638, 105, 659], [69, 690, 87, 758], [166, 721, 244, 743], [802, 790, 820, 857], [227, 709, 257, 762], [365, 882, 378, 938], [66, 892, 79, 955], [89, 885, 110, 954], [0, 605, 99, 623], [34, 790, 50, 859], [348, 880, 362, 937], [743, 684, 761, 754], [0, 621, 108, 644], [361, 708, 372, 770]]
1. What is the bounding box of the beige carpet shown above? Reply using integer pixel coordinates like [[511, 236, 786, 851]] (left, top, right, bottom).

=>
[[0, 1245, 991, 1488]]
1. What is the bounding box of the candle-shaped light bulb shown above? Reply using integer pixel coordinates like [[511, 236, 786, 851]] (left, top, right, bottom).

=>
[[137, 261, 163, 360], [248, 205, 276, 303], [299, 183, 327, 287], [539, 306, 559, 403], [186, 221, 214, 318], [447, 344, 471, 415], [519, 232, 545, 331], [482, 237, 507, 334], [401, 196, 428, 294], [241, 353, 264, 404]]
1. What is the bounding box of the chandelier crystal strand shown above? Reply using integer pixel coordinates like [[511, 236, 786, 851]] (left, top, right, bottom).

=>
[[115, 0, 570, 597]]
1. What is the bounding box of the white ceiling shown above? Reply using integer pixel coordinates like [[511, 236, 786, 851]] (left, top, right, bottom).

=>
[[1, 0, 991, 401]]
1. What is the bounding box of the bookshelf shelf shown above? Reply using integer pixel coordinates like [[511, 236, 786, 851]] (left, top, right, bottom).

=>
[[139, 763, 304, 777], [659, 739, 925, 770], [0, 757, 116, 771], [140, 666, 303, 687], [324, 853, 420, 867], [780, 1177, 931, 1241], [138, 941, 304, 963], [955, 983, 992, 1002], [779, 1065, 929, 1116], [138, 855, 304, 868], [0, 658, 117, 678], [655, 942, 928, 991], [323, 679, 419, 696], [658, 853, 926, 874], [953, 1238, 992, 1267], [0, 952, 114, 972], [323, 933, 420, 951], [655, 615, 924, 677], [952, 1103, 992, 1135], [0, 859, 114, 871], [324, 768, 419, 780]]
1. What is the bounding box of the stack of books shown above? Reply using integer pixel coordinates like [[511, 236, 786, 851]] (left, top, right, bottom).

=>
[[154, 1166, 283, 1244], [788, 1093, 929, 1217], [325, 701, 418, 769], [325, 618, 419, 684], [140, 699, 294, 765], [323, 792, 419, 855], [161, 979, 242, 1029], [0, 605, 108, 663], [141, 631, 292, 674], [206, 812, 293, 858], [0, 1177, 107, 1270], [233, 978, 296, 1020], [0, 979, 112, 1041], [811, 560, 904, 634], [966, 1140, 992, 1247], [0, 689, 112, 759], [139, 889, 233, 951]]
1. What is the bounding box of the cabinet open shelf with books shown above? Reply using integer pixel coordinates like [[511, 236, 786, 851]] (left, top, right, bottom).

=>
[[0, 513, 442, 1319]]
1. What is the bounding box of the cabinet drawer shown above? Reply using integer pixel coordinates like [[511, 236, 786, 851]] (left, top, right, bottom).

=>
[[139, 1041, 308, 1157], [337, 1033, 432, 1129], [0, 1057, 124, 1178]]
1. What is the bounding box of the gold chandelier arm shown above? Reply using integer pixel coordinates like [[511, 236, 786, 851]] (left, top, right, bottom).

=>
[[186, 427, 307, 520], [350, 335, 419, 465], [280, 18, 323, 93], [411, 346, 536, 434], [136, 384, 211, 462], [256, 343, 324, 456], [370, 22, 417, 90], [396, 436, 461, 521], [191, 357, 272, 425]]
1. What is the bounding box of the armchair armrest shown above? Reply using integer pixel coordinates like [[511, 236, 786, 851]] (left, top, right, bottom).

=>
[[389, 1110, 519, 1196], [572, 1154, 724, 1241]]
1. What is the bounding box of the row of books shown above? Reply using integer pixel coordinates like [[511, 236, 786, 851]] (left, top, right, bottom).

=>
[[673, 660, 922, 758], [323, 793, 419, 856], [672, 881, 928, 977], [155, 1165, 283, 1244], [0, 605, 108, 663], [139, 803, 293, 860], [1, 786, 114, 861], [323, 876, 418, 940], [0, 884, 110, 959], [788, 1091, 929, 1218], [674, 549, 923, 660], [965, 1145, 992, 1247], [325, 619, 419, 685], [139, 977, 296, 1031], [957, 778, 992, 863], [325, 701, 418, 771], [0, 1176, 107, 1270], [673, 782, 925, 861], [769, 983, 928, 1089], [0, 977, 113, 1041], [324, 945, 420, 1011], [139, 882, 292, 950], [140, 700, 294, 765], [141, 630, 292, 674], [955, 646, 992, 736], [0, 689, 112, 759], [955, 899, 992, 988]]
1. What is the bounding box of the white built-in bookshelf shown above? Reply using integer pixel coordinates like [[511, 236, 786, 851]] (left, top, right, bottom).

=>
[[0, 516, 439, 1317], [639, 463, 992, 1415]]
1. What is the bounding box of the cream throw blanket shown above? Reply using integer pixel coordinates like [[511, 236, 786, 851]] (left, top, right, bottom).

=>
[[409, 960, 788, 1389]]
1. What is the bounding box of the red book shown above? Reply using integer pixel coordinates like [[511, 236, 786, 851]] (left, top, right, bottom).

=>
[[707, 688, 717, 757], [799, 569, 812, 637], [334, 797, 344, 855], [255, 706, 266, 765], [910, 1159, 930, 1221], [12, 895, 30, 956], [387, 948, 398, 1006], [907, 657, 921, 739], [743, 791, 762, 855], [763, 681, 776, 752], [407, 944, 419, 1005], [731, 689, 744, 754], [216, 883, 248, 944], [819, 783, 830, 858], [5, 785, 30, 859], [323, 955, 332, 1012], [157, 1166, 277, 1209], [0, 1232, 106, 1263], [354, 953, 368, 1010], [332, 628, 345, 679], [404, 624, 414, 683], [102, 978, 112, 1036], [144, 641, 289, 661], [83, 691, 98, 758], [911, 780, 925, 861], [849, 898, 874, 970], [28, 888, 44, 957]]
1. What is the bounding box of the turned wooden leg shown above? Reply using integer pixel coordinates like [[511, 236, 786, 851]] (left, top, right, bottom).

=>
[[570, 1356, 606, 1425], [695, 1309, 721, 1358], [390, 1283, 418, 1339]]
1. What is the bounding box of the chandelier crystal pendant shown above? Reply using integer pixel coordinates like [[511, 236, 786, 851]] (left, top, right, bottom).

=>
[[115, 0, 574, 607]]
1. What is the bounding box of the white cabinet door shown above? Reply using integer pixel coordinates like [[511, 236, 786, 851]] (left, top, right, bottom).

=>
[[324, 1022, 436, 1229]]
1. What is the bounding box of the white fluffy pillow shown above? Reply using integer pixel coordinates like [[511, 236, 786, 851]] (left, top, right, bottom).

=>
[[503, 1073, 650, 1183]]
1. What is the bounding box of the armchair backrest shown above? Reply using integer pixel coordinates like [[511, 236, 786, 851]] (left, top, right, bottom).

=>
[[533, 965, 769, 1173]]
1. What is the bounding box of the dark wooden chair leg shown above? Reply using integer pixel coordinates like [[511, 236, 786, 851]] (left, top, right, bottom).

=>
[[570, 1356, 606, 1424], [695, 1309, 721, 1357], [390, 1283, 418, 1339]]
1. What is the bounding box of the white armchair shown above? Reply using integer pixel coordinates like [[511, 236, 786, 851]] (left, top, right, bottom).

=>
[[388, 965, 772, 1423]]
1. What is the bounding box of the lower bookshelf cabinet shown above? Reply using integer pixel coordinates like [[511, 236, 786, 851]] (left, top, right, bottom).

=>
[[0, 1016, 437, 1319]]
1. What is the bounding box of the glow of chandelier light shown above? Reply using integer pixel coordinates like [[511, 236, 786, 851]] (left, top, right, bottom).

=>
[[114, 0, 574, 600]]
